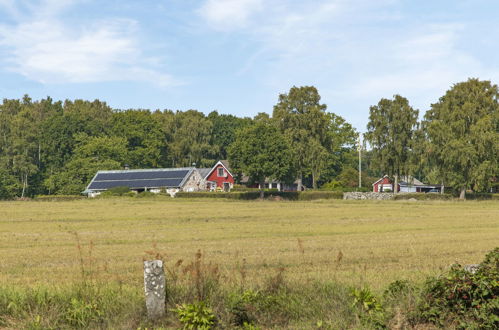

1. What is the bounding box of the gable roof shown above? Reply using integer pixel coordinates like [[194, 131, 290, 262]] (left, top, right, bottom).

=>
[[198, 168, 211, 179], [372, 175, 389, 186], [83, 167, 195, 193], [372, 175, 427, 187], [203, 160, 233, 179]]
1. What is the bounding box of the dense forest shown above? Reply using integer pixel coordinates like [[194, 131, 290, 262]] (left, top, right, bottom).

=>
[[0, 80, 497, 198]]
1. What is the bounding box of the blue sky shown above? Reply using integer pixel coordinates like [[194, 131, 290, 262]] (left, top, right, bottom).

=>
[[0, 0, 498, 131]]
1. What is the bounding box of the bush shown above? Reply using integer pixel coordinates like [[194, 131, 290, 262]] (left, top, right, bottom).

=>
[[135, 191, 156, 198], [465, 192, 499, 200], [175, 191, 341, 201], [416, 247, 499, 328], [298, 191, 343, 200], [172, 301, 216, 329], [393, 193, 453, 201], [106, 186, 130, 196], [35, 195, 86, 201]]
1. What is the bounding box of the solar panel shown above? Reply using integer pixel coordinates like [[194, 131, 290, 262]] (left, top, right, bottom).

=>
[[95, 169, 189, 181], [88, 178, 185, 190], [86, 168, 193, 191]]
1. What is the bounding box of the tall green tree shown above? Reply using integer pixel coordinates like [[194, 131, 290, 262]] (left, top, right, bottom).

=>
[[112, 110, 166, 168], [167, 110, 217, 167], [365, 95, 419, 194], [273, 86, 329, 189], [228, 121, 294, 198], [423, 78, 499, 199], [45, 134, 127, 194], [208, 111, 253, 160]]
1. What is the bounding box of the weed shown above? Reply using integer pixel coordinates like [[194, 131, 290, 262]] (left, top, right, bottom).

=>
[[172, 301, 216, 329]]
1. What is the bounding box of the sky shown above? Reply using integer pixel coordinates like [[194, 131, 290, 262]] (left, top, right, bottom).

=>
[[0, 0, 498, 131]]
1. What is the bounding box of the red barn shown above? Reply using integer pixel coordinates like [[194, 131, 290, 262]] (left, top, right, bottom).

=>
[[203, 160, 234, 191]]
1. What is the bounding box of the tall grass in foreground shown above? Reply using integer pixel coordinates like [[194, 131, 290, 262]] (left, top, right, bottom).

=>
[[1, 247, 497, 329]]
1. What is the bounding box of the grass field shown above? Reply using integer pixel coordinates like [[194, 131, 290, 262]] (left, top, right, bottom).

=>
[[1, 198, 498, 291]]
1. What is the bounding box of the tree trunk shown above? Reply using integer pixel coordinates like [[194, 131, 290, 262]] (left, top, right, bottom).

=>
[[296, 173, 303, 192], [312, 171, 317, 190], [459, 187, 466, 200], [393, 174, 399, 194], [259, 178, 265, 199], [441, 181, 445, 194], [21, 173, 27, 198]]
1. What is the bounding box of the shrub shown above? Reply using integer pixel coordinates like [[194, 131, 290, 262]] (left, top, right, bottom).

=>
[[416, 247, 499, 328], [106, 186, 130, 196], [298, 191, 343, 200], [172, 301, 216, 329], [393, 193, 453, 201], [135, 191, 156, 198], [465, 192, 498, 200], [35, 195, 86, 201]]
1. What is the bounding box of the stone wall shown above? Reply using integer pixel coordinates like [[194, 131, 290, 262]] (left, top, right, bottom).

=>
[[182, 169, 207, 192], [343, 192, 394, 200]]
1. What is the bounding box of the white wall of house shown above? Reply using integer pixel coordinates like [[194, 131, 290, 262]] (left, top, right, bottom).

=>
[[400, 186, 417, 193]]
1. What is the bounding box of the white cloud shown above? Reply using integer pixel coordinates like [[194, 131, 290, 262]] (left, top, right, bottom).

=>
[[198, 0, 263, 31], [0, 0, 175, 86], [198, 0, 498, 128]]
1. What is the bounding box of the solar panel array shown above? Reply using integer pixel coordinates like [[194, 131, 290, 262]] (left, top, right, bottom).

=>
[[87, 169, 190, 190]]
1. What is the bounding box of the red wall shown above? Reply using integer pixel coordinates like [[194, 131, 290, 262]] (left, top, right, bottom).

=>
[[206, 164, 234, 188], [373, 177, 396, 192]]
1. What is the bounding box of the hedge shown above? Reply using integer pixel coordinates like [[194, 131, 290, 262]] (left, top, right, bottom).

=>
[[175, 190, 343, 200], [35, 195, 87, 201], [393, 193, 454, 201]]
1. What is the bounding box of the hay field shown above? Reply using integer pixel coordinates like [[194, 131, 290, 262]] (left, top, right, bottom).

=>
[[0, 198, 498, 290]]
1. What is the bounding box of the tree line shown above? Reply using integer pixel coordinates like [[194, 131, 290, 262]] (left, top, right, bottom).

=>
[[0, 88, 359, 198], [0, 79, 497, 199]]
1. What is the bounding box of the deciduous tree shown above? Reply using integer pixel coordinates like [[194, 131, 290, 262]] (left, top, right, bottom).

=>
[[423, 78, 499, 199], [228, 121, 294, 198], [365, 95, 419, 194]]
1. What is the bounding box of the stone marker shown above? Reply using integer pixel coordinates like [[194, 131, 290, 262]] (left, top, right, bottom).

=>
[[144, 260, 166, 319]]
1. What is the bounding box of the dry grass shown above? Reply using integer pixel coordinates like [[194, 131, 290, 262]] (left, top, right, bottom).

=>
[[0, 198, 497, 291]]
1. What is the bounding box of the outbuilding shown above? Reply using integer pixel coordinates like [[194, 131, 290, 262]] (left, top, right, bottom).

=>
[[83, 167, 205, 197], [372, 175, 443, 193]]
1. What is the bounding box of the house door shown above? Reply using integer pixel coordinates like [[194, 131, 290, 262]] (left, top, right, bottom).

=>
[[223, 182, 230, 192]]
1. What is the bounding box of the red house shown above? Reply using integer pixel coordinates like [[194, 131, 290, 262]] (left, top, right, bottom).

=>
[[372, 175, 443, 193], [202, 160, 234, 191]]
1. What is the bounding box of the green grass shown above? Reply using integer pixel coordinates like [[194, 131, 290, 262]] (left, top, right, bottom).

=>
[[1, 198, 497, 289], [1, 198, 498, 328]]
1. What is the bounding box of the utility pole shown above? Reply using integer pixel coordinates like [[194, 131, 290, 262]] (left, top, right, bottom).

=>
[[358, 134, 362, 188]]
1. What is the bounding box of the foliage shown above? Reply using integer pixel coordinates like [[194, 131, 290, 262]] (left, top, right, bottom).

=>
[[273, 86, 357, 189], [228, 121, 294, 198], [417, 247, 499, 328], [365, 95, 419, 194], [65, 297, 103, 327], [423, 78, 499, 198], [172, 301, 216, 329], [393, 193, 453, 200], [105, 186, 130, 196], [175, 191, 343, 200]]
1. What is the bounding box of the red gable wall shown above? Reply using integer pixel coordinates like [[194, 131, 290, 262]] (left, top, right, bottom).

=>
[[373, 176, 396, 192], [205, 164, 234, 188]]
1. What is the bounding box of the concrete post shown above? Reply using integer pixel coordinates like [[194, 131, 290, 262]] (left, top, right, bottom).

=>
[[144, 260, 166, 319]]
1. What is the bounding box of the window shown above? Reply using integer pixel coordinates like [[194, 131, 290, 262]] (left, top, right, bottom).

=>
[[217, 168, 225, 177]]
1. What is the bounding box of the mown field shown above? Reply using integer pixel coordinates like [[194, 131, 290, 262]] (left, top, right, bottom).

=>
[[1, 198, 498, 290]]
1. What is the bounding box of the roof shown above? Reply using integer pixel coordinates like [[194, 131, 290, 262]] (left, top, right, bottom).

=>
[[372, 175, 431, 187], [198, 168, 211, 179], [372, 175, 389, 186], [399, 176, 425, 186], [203, 160, 233, 179], [84, 167, 195, 193]]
